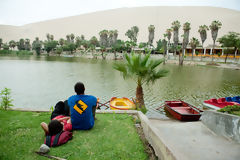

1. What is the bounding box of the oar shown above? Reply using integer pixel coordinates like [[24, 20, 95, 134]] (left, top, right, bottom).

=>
[[156, 103, 166, 110], [97, 101, 110, 109]]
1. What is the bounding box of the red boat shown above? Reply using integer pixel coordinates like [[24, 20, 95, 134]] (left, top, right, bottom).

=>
[[164, 101, 202, 121], [203, 98, 239, 110]]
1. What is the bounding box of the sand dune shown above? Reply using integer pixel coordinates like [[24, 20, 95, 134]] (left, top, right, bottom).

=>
[[0, 6, 240, 46]]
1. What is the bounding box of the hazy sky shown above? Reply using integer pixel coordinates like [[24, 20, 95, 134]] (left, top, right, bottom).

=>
[[0, 0, 239, 26]]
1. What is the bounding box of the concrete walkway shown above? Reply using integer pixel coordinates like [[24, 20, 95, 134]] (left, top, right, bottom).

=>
[[149, 119, 240, 160]]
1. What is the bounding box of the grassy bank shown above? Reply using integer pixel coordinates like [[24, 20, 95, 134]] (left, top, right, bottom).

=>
[[0, 110, 147, 160]]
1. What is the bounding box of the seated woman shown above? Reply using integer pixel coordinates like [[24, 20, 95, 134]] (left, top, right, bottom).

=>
[[41, 100, 72, 135], [41, 115, 72, 135]]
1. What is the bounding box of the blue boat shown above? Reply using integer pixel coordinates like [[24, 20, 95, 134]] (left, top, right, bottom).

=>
[[225, 96, 240, 104]]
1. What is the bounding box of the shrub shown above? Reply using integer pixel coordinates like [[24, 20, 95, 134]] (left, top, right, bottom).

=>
[[0, 88, 13, 110], [16, 50, 33, 55], [218, 105, 240, 116]]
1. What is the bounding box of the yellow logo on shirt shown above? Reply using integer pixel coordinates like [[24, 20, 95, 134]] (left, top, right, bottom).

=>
[[73, 100, 88, 114]]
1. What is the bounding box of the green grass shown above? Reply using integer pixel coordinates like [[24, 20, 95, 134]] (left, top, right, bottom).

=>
[[0, 110, 148, 160]]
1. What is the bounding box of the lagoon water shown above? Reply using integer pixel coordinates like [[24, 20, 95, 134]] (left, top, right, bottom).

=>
[[0, 56, 240, 118]]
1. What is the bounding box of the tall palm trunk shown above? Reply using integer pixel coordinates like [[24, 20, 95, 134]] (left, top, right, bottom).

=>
[[192, 49, 194, 60], [201, 45, 204, 61], [212, 40, 215, 62], [136, 84, 144, 108]]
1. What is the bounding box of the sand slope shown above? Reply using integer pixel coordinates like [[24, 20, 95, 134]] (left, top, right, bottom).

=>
[[0, 6, 240, 46]]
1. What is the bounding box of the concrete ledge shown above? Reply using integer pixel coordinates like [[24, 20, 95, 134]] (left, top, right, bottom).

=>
[[96, 110, 138, 114], [201, 110, 240, 143], [137, 112, 176, 160]]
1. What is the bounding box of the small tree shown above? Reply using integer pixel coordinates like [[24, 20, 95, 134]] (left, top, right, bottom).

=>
[[218, 32, 240, 63], [32, 37, 42, 55], [9, 40, 16, 50], [0, 88, 13, 110], [44, 40, 58, 55], [189, 37, 200, 60], [113, 52, 168, 112], [17, 39, 25, 50]]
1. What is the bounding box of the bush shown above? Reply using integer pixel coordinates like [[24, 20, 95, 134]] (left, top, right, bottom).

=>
[[16, 50, 33, 55], [0, 50, 11, 54], [218, 105, 240, 116], [0, 88, 13, 110]]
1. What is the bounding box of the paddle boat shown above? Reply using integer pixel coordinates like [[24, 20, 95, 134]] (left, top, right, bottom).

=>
[[109, 97, 136, 110], [225, 96, 240, 104], [203, 98, 240, 110], [164, 101, 202, 121]]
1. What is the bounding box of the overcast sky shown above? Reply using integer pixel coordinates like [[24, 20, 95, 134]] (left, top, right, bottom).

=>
[[0, 0, 239, 26]]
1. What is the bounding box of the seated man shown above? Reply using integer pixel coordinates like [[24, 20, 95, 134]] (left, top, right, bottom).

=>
[[68, 82, 97, 130]]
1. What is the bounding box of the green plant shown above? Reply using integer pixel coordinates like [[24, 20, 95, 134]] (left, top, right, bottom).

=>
[[218, 105, 240, 116], [113, 52, 168, 111], [0, 88, 13, 110]]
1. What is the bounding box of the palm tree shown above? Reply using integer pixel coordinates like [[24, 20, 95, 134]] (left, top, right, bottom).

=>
[[165, 29, 172, 56], [209, 20, 222, 62], [113, 30, 118, 45], [171, 20, 181, 58], [148, 25, 155, 46], [113, 52, 168, 111], [66, 35, 71, 42], [32, 37, 42, 55], [50, 35, 54, 41], [70, 33, 75, 43], [46, 33, 51, 41], [0, 38, 2, 49], [99, 30, 108, 47], [108, 30, 114, 47], [9, 40, 16, 50], [180, 22, 191, 65], [198, 25, 209, 61], [189, 37, 200, 60], [132, 26, 139, 43], [59, 38, 65, 46], [25, 39, 31, 50]]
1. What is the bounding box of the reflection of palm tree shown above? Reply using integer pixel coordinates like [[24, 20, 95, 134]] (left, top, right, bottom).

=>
[[113, 52, 168, 111], [198, 25, 209, 61], [171, 21, 181, 58], [189, 37, 200, 60], [148, 25, 155, 46], [209, 20, 222, 62]]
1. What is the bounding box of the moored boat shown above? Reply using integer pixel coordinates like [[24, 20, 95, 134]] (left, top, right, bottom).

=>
[[164, 101, 202, 121], [109, 97, 136, 110], [203, 98, 240, 110], [225, 96, 240, 104]]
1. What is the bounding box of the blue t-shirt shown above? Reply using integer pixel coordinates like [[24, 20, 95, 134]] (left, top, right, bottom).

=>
[[68, 94, 97, 130]]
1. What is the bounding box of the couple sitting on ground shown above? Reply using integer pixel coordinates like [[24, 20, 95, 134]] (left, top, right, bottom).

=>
[[41, 82, 98, 138]]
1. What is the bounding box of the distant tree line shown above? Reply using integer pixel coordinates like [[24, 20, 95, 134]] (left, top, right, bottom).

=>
[[1, 20, 240, 64]]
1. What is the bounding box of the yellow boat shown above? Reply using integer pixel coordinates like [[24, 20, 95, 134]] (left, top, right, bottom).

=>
[[109, 97, 136, 110]]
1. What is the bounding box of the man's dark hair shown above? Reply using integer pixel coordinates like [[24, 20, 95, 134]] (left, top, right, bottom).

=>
[[74, 82, 85, 95], [48, 120, 63, 135]]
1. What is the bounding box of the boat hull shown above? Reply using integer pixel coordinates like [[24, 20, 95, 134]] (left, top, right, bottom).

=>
[[165, 101, 201, 121]]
